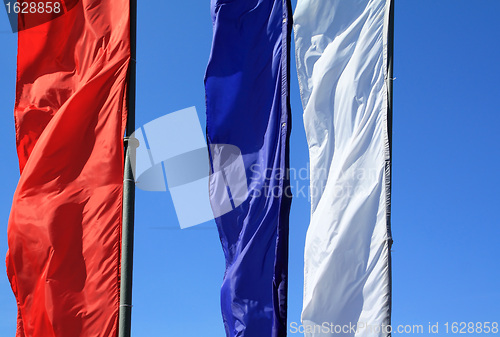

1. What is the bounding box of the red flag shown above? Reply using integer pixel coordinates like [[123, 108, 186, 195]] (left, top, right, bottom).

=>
[[6, 1, 130, 336]]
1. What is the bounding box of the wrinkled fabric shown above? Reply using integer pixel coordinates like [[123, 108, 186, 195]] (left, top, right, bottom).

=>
[[294, 0, 392, 336], [7, 1, 129, 336], [205, 0, 292, 336]]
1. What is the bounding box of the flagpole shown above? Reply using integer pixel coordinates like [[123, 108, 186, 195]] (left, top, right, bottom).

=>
[[385, 0, 395, 335], [119, 0, 137, 336]]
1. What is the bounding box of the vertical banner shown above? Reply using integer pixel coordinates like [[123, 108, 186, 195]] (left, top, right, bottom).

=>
[[294, 0, 393, 336], [205, 0, 293, 336], [6, 1, 130, 336]]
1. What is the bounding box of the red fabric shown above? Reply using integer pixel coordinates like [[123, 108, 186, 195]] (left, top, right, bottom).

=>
[[17, 0, 79, 32], [6, 1, 130, 336]]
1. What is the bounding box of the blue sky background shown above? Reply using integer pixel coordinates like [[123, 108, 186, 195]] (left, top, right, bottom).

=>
[[0, 1, 499, 336]]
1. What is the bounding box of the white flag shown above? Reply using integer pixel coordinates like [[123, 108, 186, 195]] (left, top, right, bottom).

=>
[[294, 0, 393, 336]]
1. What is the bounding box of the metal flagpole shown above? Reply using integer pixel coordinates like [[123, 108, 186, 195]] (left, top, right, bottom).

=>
[[385, 0, 395, 335], [119, 0, 137, 336]]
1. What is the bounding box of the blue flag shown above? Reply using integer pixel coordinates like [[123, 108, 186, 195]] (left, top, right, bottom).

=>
[[205, 0, 292, 336]]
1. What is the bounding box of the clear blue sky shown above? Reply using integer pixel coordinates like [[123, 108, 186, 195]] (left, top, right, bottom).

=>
[[1, 1, 499, 336]]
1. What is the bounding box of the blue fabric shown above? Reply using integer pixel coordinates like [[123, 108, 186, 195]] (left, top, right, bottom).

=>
[[205, 1, 292, 336]]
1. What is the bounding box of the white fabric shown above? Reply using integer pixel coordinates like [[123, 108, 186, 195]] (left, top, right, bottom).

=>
[[294, 0, 392, 336]]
